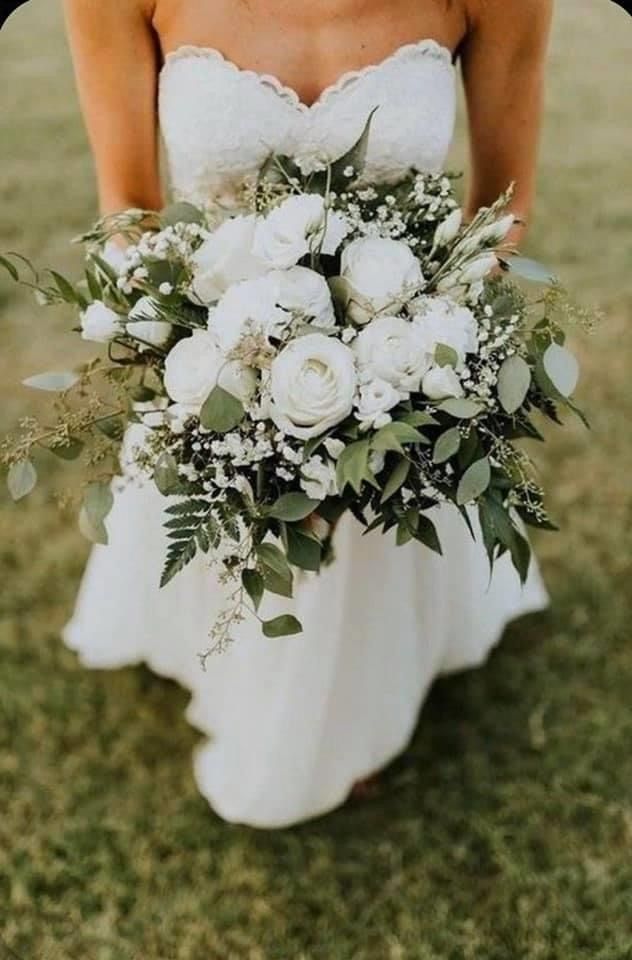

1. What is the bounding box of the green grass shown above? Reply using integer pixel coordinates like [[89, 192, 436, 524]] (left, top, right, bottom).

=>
[[1, 1, 632, 957]]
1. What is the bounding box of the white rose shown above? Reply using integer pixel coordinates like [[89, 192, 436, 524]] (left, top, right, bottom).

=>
[[209, 274, 292, 352], [269, 333, 356, 439], [164, 330, 256, 413], [340, 237, 424, 324], [273, 266, 336, 329], [300, 455, 338, 501], [354, 315, 431, 394], [253, 194, 349, 269], [126, 296, 172, 347], [354, 378, 401, 430], [81, 301, 124, 343], [412, 296, 478, 369], [422, 365, 465, 401], [190, 215, 266, 304]]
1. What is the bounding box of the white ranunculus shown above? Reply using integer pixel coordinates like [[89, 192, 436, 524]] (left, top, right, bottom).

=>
[[340, 237, 424, 324], [354, 378, 401, 429], [190, 215, 266, 304], [422, 364, 464, 401], [164, 330, 256, 413], [269, 333, 356, 439], [126, 296, 172, 347], [300, 455, 338, 501], [209, 274, 292, 353], [412, 296, 479, 369], [253, 194, 349, 269], [81, 301, 124, 343], [274, 266, 336, 329], [354, 315, 431, 394]]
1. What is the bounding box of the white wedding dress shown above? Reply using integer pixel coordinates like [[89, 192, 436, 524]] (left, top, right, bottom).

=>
[[64, 40, 549, 828]]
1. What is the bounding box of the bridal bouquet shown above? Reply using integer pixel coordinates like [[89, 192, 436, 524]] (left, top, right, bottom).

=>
[[1, 118, 589, 650]]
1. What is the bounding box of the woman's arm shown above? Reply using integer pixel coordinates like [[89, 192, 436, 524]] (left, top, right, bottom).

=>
[[460, 0, 553, 245], [63, 0, 163, 215]]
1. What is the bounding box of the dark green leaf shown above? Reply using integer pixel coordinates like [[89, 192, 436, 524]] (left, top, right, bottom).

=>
[[95, 416, 125, 441], [262, 615, 303, 639], [414, 515, 443, 555], [380, 457, 411, 504], [372, 422, 426, 454], [256, 542, 292, 579], [330, 107, 379, 185], [335, 439, 370, 494], [268, 492, 320, 522], [48, 438, 84, 461], [285, 526, 322, 572], [242, 569, 265, 612]]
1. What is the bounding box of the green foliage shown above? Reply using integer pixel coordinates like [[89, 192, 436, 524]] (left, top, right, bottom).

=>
[[199, 386, 245, 433], [160, 499, 219, 587]]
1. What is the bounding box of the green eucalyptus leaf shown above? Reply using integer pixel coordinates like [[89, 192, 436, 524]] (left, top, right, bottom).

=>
[[160, 202, 205, 227], [78, 505, 108, 546], [432, 427, 461, 464], [434, 343, 459, 369], [497, 354, 532, 414], [456, 457, 491, 505], [268, 492, 319, 522], [438, 398, 482, 419], [22, 371, 79, 392], [543, 343, 579, 398], [262, 615, 303, 639], [49, 270, 79, 304], [153, 453, 181, 496], [7, 459, 37, 501], [401, 410, 440, 428], [84, 481, 114, 527], [501, 255, 557, 285], [200, 386, 245, 433]]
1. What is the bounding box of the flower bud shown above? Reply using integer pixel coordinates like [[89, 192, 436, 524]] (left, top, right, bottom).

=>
[[432, 208, 463, 249]]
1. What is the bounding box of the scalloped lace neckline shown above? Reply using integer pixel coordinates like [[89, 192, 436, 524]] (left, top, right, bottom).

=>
[[160, 38, 454, 113]]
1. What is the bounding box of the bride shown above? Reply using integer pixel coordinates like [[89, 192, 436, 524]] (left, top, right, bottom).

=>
[[62, 0, 552, 828]]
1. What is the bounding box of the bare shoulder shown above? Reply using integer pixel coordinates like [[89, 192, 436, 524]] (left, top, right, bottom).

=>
[[464, 0, 553, 43], [63, 0, 155, 26]]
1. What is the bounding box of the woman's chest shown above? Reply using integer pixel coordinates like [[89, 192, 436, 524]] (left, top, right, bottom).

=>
[[153, 0, 464, 107]]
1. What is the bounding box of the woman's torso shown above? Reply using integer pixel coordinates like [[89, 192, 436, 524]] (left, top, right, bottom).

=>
[[154, 0, 466, 206]]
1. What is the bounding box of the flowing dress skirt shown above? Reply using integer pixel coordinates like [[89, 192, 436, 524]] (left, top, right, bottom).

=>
[[64, 481, 548, 828]]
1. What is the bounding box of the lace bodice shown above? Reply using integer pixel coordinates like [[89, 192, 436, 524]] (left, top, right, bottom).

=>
[[159, 40, 456, 207]]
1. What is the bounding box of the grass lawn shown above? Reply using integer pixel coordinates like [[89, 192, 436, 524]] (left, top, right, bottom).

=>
[[1, 1, 632, 957]]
